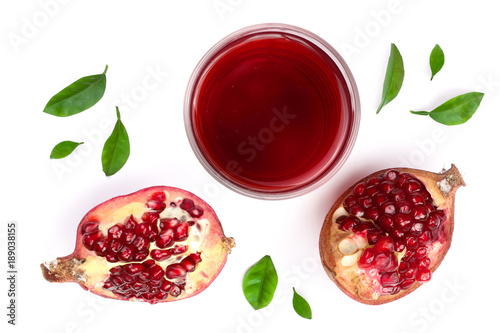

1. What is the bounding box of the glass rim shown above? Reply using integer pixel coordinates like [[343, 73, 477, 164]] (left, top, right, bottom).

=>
[[184, 23, 361, 200]]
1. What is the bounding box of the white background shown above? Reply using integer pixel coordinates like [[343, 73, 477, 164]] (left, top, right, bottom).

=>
[[1, 0, 498, 332]]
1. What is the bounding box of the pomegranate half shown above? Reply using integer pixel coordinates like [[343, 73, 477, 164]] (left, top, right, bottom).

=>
[[41, 186, 235, 304], [319, 165, 464, 304]]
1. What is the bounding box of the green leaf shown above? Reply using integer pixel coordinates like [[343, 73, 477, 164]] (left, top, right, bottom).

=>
[[292, 288, 312, 319], [43, 65, 108, 117], [377, 43, 404, 114], [410, 92, 484, 125], [242, 255, 278, 310], [101, 107, 130, 176], [430, 44, 445, 80], [50, 141, 84, 159]]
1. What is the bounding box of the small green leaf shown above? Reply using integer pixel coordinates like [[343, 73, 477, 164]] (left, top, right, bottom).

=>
[[430, 44, 445, 80], [410, 92, 484, 125], [101, 107, 130, 176], [242, 255, 278, 310], [292, 288, 312, 319], [377, 43, 404, 114], [50, 141, 84, 159], [43, 65, 108, 117]]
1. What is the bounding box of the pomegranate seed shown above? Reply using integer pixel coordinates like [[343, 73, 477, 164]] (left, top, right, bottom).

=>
[[396, 172, 412, 186], [402, 263, 417, 279], [358, 197, 373, 209], [378, 215, 395, 232], [118, 246, 133, 261], [111, 276, 124, 286], [402, 249, 415, 262], [398, 261, 409, 273], [405, 235, 418, 250], [364, 207, 380, 221], [123, 215, 137, 230], [380, 271, 399, 286], [190, 252, 202, 264], [379, 181, 395, 194], [373, 252, 391, 270], [124, 263, 144, 276], [385, 253, 398, 272], [403, 180, 422, 194], [414, 246, 428, 260], [411, 206, 428, 221], [94, 239, 108, 256], [410, 222, 425, 236], [181, 256, 196, 272], [180, 198, 195, 211], [134, 250, 149, 261], [384, 170, 399, 181], [190, 206, 204, 218], [166, 264, 187, 279], [367, 175, 383, 186], [149, 265, 165, 281], [390, 228, 405, 239], [394, 213, 412, 232], [395, 240, 406, 252], [136, 223, 152, 238], [418, 257, 431, 270], [150, 191, 166, 201], [373, 236, 395, 253], [348, 204, 364, 217], [103, 281, 115, 290], [160, 280, 172, 292], [353, 222, 376, 232], [106, 253, 118, 262], [365, 185, 379, 197], [160, 218, 180, 231], [358, 248, 375, 268], [122, 273, 135, 283], [389, 188, 405, 202], [417, 230, 431, 245], [156, 291, 169, 300], [416, 268, 431, 282], [132, 236, 148, 251], [339, 216, 361, 231], [171, 245, 188, 255], [427, 212, 442, 229], [147, 200, 167, 211], [380, 201, 396, 215], [82, 230, 101, 250], [396, 201, 412, 214], [147, 226, 159, 242], [151, 249, 172, 261], [367, 230, 384, 245], [373, 194, 388, 206], [400, 278, 415, 290], [142, 211, 160, 224], [110, 266, 122, 275], [170, 284, 182, 297], [109, 239, 124, 253], [137, 272, 151, 283], [343, 194, 358, 207], [121, 230, 136, 244], [80, 221, 99, 235], [409, 193, 426, 205], [156, 229, 175, 248], [381, 284, 401, 295], [353, 182, 366, 196], [335, 215, 347, 224]]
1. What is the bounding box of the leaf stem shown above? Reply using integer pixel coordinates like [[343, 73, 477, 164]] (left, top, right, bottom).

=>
[[410, 110, 430, 116], [103, 64, 109, 74]]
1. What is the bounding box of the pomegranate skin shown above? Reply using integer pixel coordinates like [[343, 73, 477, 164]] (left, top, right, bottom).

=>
[[41, 186, 235, 304], [319, 165, 464, 305]]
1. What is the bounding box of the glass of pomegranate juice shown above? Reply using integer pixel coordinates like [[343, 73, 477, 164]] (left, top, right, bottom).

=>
[[184, 23, 360, 199]]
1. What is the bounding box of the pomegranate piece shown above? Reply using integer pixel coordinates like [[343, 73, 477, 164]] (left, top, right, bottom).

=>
[[41, 186, 235, 304], [319, 165, 464, 305]]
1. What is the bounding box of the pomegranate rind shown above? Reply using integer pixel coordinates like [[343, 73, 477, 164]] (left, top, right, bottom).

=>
[[41, 186, 235, 303], [319, 165, 464, 305]]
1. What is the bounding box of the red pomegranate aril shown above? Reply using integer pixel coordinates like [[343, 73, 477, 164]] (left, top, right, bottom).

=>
[[353, 182, 367, 196], [81, 221, 99, 235], [400, 278, 415, 290], [390, 229, 405, 240], [416, 268, 432, 282], [180, 198, 195, 211], [171, 245, 188, 255], [380, 271, 399, 287], [427, 212, 442, 229], [396, 172, 412, 186], [156, 229, 175, 248], [411, 206, 428, 221], [189, 206, 204, 218], [417, 230, 431, 245], [405, 236, 419, 250], [379, 181, 395, 194], [403, 180, 422, 194], [395, 240, 406, 252], [379, 215, 395, 232], [174, 222, 190, 241], [373, 252, 392, 270], [365, 185, 379, 197], [134, 250, 149, 261], [373, 236, 395, 253], [94, 239, 108, 256], [418, 257, 431, 270], [410, 222, 425, 236], [82, 231, 101, 250], [151, 249, 172, 261], [123, 263, 144, 276], [108, 225, 123, 240], [150, 191, 166, 202], [348, 204, 364, 217], [160, 279, 172, 292], [111, 276, 124, 286], [110, 266, 122, 275], [364, 207, 380, 221], [135, 223, 152, 238], [402, 249, 415, 262], [123, 215, 137, 230], [170, 285, 182, 297], [118, 246, 133, 261], [373, 194, 388, 206], [109, 239, 124, 253], [353, 222, 376, 233], [343, 194, 358, 207], [402, 263, 417, 280], [385, 253, 398, 272], [414, 247, 428, 260], [121, 230, 136, 244], [122, 273, 135, 283], [166, 264, 187, 279], [389, 188, 405, 202], [381, 285, 401, 295], [409, 193, 426, 205], [339, 216, 361, 231], [367, 230, 384, 245], [394, 213, 412, 232], [385, 170, 399, 181], [106, 253, 118, 262], [149, 265, 165, 281], [358, 197, 373, 209], [103, 281, 115, 290], [380, 201, 396, 215], [181, 257, 196, 272], [132, 236, 148, 251], [358, 248, 375, 268], [367, 175, 383, 186], [396, 201, 412, 214], [160, 218, 180, 231], [190, 252, 202, 264], [146, 200, 166, 211], [142, 211, 160, 224]]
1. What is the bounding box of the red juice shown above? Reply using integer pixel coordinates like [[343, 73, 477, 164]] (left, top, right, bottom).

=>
[[185, 24, 359, 198]]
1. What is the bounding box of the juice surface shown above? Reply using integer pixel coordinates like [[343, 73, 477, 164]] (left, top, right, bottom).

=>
[[191, 32, 352, 192]]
